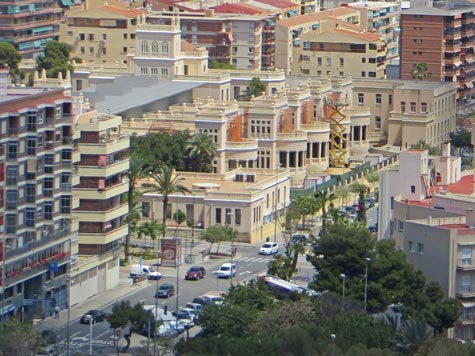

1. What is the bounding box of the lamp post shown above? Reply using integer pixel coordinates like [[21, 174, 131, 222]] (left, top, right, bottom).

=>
[[340, 273, 346, 309], [226, 211, 235, 286], [66, 277, 71, 356], [89, 317, 93, 356], [273, 163, 282, 242], [364, 257, 371, 312]]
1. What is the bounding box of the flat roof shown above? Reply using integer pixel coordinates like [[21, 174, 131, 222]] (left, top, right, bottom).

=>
[[80, 76, 202, 115], [402, 2, 475, 16]]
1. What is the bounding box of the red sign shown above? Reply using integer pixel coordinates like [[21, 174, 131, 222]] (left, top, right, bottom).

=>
[[115, 329, 121, 337], [161, 238, 181, 267]]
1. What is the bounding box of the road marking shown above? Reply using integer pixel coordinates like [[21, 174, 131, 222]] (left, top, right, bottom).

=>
[[95, 330, 110, 339], [139, 298, 146, 303], [238, 271, 252, 275]]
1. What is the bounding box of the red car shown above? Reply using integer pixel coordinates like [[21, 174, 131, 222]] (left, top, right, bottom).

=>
[[185, 266, 206, 280]]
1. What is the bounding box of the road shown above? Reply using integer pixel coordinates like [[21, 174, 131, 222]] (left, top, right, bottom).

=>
[[49, 244, 277, 355]]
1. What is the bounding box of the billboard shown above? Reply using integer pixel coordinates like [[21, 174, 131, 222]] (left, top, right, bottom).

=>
[[160, 238, 181, 267]]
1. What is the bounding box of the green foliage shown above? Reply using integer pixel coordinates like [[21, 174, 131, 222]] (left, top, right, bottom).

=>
[[172, 209, 187, 225], [291, 194, 320, 229], [225, 281, 274, 311], [267, 242, 306, 280], [411, 63, 431, 81], [239, 77, 266, 101], [137, 220, 164, 242], [351, 183, 368, 223], [411, 140, 441, 155], [106, 301, 151, 332], [0, 42, 22, 73], [143, 166, 191, 235], [36, 41, 73, 78], [414, 336, 475, 356], [366, 171, 379, 192], [450, 128, 472, 158], [209, 59, 235, 69], [199, 224, 235, 253], [315, 190, 337, 228], [185, 133, 217, 173], [0, 320, 42, 356]]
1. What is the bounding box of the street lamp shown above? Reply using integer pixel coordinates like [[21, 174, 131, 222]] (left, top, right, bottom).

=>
[[66, 277, 72, 356], [364, 257, 372, 312], [340, 273, 346, 309], [273, 163, 282, 242], [226, 211, 235, 286]]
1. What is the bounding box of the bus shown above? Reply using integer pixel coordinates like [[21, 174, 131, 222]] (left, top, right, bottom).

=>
[[258, 275, 319, 300]]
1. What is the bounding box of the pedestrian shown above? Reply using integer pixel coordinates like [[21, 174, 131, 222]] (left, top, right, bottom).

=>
[[54, 306, 60, 318]]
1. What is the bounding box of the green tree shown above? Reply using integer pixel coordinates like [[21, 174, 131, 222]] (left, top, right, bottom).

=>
[[0, 320, 43, 356], [199, 224, 235, 254], [0, 43, 22, 74], [143, 166, 191, 237], [351, 183, 368, 223], [268, 241, 306, 281], [450, 127, 472, 158], [398, 316, 433, 354], [315, 190, 336, 228], [172, 209, 187, 225], [208, 59, 235, 69], [334, 185, 351, 208], [291, 194, 320, 229], [185, 133, 217, 173], [411, 62, 431, 81], [411, 139, 441, 155], [366, 170, 379, 194], [240, 77, 266, 101], [137, 220, 164, 253], [36, 41, 73, 78], [125, 153, 150, 259]]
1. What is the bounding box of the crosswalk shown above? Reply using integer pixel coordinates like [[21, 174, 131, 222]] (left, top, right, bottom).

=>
[[233, 256, 272, 263]]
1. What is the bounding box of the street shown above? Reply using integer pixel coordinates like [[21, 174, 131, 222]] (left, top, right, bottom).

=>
[[45, 243, 279, 355]]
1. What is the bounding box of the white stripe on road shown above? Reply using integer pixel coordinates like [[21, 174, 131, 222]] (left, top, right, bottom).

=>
[[95, 330, 110, 340]]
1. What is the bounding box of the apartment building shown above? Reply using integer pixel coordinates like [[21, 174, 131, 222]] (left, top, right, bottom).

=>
[[293, 27, 387, 79], [147, 11, 276, 71], [0, 69, 77, 322], [348, 1, 401, 60], [353, 79, 457, 148], [377, 145, 475, 338], [0, 0, 65, 58], [275, 7, 361, 74], [59, 4, 147, 65], [71, 99, 129, 305], [400, 2, 475, 101], [131, 19, 210, 79]]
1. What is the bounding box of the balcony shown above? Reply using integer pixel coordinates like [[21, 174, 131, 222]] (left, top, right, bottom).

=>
[[457, 284, 475, 297], [78, 158, 129, 177], [75, 180, 128, 200], [74, 202, 128, 223], [458, 258, 475, 270], [79, 135, 129, 155], [78, 224, 128, 245]]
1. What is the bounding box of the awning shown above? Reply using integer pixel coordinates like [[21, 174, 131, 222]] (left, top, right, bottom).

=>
[[287, 10, 297, 16], [465, 81, 474, 89], [0, 304, 15, 315], [462, 302, 475, 308], [466, 57, 475, 64], [312, 24, 319, 29], [60, 0, 72, 6], [394, 27, 401, 32], [266, 19, 275, 25]]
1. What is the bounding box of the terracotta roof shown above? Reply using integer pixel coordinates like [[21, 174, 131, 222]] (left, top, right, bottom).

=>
[[254, 0, 299, 9], [443, 173, 475, 196], [324, 17, 360, 31], [181, 39, 199, 51], [101, 5, 147, 17], [210, 3, 262, 14], [277, 7, 358, 27], [334, 28, 380, 41]]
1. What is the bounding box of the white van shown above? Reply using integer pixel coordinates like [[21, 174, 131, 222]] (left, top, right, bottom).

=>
[[217, 263, 236, 279], [130, 264, 162, 280]]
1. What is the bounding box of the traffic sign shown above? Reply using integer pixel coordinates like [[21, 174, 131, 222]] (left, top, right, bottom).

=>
[[115, 329, 121, 337]]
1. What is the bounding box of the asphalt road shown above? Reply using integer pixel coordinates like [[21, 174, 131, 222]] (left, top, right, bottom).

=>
[[50, 243, 276, 355]]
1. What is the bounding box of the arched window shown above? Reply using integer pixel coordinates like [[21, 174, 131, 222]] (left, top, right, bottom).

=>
[[151, 41, 159, 53], [162, 41, 168, 55], [141, 41, 148, 53]]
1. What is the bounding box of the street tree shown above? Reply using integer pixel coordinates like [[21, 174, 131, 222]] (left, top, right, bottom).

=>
[[334, 185, 351, 207], [291, 194, 320, 229], [185, 133, 217, 173], [137, 220, 164, 252], [351, 183, 368, 223], [365, 170, 379, 194], [36, 41, 73, 78], [125, 153, 150, 258], [314, 190, 336, 229], [268, 241, 307, 281], [450, 127, 472, 158], [0, 320, 43, 356], [225, 281, 273, 311], [0, 43, 22, 74], [199, 224, 235, 254], [143, 166, 191, 237]]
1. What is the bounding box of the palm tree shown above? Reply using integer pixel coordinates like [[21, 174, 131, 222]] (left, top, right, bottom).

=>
[[315, 190, 336, 229], [411, 63, 431, 81], [143, 166, 191, 237], [186, 133, 217, 173], [125, 154, 150, 259]]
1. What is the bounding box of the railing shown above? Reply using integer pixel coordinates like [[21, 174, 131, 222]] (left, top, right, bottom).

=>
[[5, 229, 74, 259]]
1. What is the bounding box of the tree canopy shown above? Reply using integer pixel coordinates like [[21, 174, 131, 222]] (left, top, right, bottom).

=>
[[450, 127, 472, 158], [0, 43, 22, 73], [0, 320, 43, 356], [36, 41, 73, 78], [239, 77, 266, 101], [411, 63, 431, 81], [199, 224, 236, 253]]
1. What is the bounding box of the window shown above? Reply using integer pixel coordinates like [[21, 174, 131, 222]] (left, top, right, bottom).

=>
[[361, 71, 366, 77], [235, 208, 242, 225], [368, 71, 376, 77], [215, 208, 222, 224], [410, 102, 416, 112], [26, 184, 35, 203], [401, 101, 406, 113], [369, 57, 376, 63], [151, 41, 159, 53], [6, 166, 17, 185], [358, 93, 364, 104], [317, 57, 322, 65], [362, 58, 366, 63], [162, 41, 168, 54], [44, 202, 53, 220], [317, 70, 322, 75], [79, 33, 85, 40], [388, 94, 392, 105], [376, 94, 382, 104], [225, 208, 232, 224], [6, 214, 16, 234], [102, 34, 107, 40], [44, 177, 53, 197], [27, 136, 36, 155], [88, 33, 94, 41], [142, 202, 150, 217], [411, 185, 415, 193], [61, 196, 71, 214], [6, 190, 17, 210], [123, 33, 128, 39], [339, 58, 344, 66], [375, 116, 381, 129], [160, 68, 168, 78], [131, 34, 136, 39], [80, 47, 85, 54], [326, 57, 331, 66], [25, 208, 35, 227], [462, 275, 471, 292], [408, 240, 414, 252], [417, 242, 424, 254], [141, 41, 148, 53], [122, 47, 127, 53], [462, 247, 472, 265], [398, 220, 404, 232], [102, 47, 107, 55], [151, 67, 158, 76], [421, 102, 427, 113], [89, 47, 94, 55]]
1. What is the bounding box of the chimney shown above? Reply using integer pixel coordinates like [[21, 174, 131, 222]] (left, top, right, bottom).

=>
[[0, 68, 10, 96]]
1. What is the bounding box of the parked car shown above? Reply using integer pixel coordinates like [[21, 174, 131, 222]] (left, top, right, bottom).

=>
[[368, 224, 378, 233], [180, 307, 199, 321], [174, 309, 195, 329], [130, 264, 162, 280], [184, 302, 204, 314], [191, 296, 214, 305], [259, 242, 279, 255], [185, 266, 206, 280], [156, 321, 186, 337], [154, 283, 175, 298], [290, 234, 308, 245], [217, 263, 236, 279], [80, 310, 106, 324]]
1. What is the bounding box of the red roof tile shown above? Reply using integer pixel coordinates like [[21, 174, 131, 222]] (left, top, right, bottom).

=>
[[101, 5, 147, 17], [334, 28, 380, 41], [277, 7, 359, 27], [210, 3, 261, 14], [254, 0, 299, 9]]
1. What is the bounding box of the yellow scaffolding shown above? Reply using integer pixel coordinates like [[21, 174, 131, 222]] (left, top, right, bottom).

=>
[[324, 99, 348, 167]]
